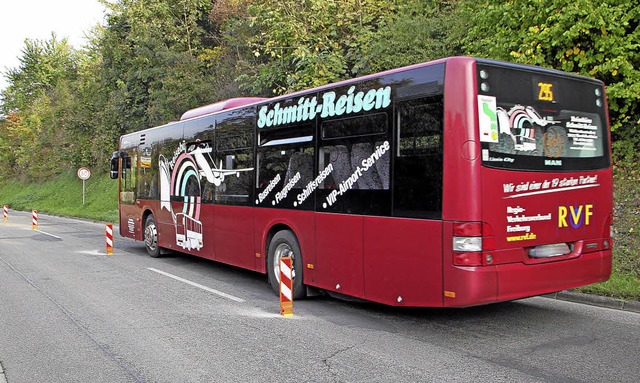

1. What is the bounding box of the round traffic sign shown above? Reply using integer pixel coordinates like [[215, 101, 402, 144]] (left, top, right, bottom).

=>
[[77, 167, 91, 180]]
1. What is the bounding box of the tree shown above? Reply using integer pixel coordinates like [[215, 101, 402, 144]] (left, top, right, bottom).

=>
[[238, 0, 397, 95], [98, 0, 224, 133], [0, 35, 79, 179], [361, 0, 464, 73], [1, 34, 77, 114]]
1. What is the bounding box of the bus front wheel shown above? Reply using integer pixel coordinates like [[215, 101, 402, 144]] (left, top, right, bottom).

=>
[[144, 215, 161, 258], [267, 230, 305, 300]]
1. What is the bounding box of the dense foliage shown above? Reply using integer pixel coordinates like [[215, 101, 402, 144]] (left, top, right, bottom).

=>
[[0, 0, 638, 175]]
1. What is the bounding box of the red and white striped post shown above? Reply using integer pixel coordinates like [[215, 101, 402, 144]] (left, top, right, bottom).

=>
[[3, 205, 7, 222], [106, 224, 114, 255], [32, 210, 38, 230], [279, 256, 293, 317]]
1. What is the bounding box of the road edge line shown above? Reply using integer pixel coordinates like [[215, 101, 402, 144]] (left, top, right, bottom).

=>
[[147, 268, 245, 303]]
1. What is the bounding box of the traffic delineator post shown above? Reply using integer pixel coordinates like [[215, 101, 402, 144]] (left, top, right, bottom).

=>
[[3, 205, 7, 222], [106, 223, 114, 255], [279, 256, 293, 317], [32, 210, 38, 230]]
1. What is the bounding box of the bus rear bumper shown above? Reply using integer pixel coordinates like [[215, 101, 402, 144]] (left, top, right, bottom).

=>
[[443, 250, 612, 308]]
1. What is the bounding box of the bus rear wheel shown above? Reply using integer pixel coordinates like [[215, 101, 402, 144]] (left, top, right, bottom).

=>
[[144, 214, 161, 258], [267, 230, 305, 300]]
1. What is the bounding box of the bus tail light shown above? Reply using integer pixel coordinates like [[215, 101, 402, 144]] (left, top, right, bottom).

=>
[[453, 252, 483, 266], [453, 236, 482, 252], [453, 222, 494, 266]]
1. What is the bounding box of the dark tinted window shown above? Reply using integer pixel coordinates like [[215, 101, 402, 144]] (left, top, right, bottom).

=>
[[256, 124, 314, 210], [317, 114, 391, 216], [322, 113, 387, 139], [393, 96, 443, 219], [398, 102, 443, 157]]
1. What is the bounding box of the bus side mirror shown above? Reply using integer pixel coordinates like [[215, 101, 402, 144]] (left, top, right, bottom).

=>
[[110, 152, 119, 179]]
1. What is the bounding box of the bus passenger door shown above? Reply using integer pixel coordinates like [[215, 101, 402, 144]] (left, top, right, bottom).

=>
[[117, 137, 139, 240], [212, 111, 256, 269]]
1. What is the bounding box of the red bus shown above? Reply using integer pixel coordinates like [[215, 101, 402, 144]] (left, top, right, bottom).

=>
[[110, 56, 613, 307]]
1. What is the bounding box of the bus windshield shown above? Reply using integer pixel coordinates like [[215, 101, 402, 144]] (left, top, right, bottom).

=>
[[476, 62, 609, 171]]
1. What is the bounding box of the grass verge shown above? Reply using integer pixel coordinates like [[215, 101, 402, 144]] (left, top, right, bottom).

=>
[[0, 171, 118, 223]]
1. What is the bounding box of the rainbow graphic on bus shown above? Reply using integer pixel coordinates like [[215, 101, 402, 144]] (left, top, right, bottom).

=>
[[159, 141, 252, 251], [496, 105, 559, 153]]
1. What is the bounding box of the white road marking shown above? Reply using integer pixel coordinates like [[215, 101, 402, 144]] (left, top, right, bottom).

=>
[[24, 227, 62, 239], [76, 250, 106, 256], [147, 267, 245, 303], [233, 307, 298, 319]]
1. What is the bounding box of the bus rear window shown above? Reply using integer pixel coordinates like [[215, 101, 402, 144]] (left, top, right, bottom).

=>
[[476, 63, 609, 171]]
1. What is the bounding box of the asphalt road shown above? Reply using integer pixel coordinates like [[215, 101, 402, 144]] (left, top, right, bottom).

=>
[[1, 210, 639, 383]]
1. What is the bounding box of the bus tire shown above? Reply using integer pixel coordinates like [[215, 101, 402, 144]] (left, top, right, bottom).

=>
[[267, 230, 305, 300], [144, 214, 161, 258]]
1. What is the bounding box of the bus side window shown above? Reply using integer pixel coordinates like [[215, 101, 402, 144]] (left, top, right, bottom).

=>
[[284, 151, 313, 186], [318, 113, 390, 215], [320, 113, 389, 192], [319, 145, 352, 189], [394, 95, 444, 219], [256, 123, 314, 209]]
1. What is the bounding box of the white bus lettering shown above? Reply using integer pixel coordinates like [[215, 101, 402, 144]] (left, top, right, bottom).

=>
[[259, 86, 391, 128]]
